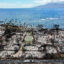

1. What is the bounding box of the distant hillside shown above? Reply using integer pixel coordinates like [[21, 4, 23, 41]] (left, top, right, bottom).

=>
[[35, 2, 64, 8]]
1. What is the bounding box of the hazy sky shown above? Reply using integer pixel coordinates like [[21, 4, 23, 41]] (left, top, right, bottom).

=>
[[0, 0, 64, 8]]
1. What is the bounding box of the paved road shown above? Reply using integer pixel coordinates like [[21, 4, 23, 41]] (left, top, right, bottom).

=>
[[0, 59, 64, 63]]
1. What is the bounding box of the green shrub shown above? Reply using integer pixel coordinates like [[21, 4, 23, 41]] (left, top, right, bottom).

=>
[[22, 47, 27, 51], [0, 40, 3, 43]]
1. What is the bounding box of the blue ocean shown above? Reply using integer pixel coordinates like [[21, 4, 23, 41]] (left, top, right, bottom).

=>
[[0, 8, 64, 29]]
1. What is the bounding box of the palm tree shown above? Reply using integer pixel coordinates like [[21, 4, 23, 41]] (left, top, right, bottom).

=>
[[54, 24, 59, 29], [37, 24, 43, 28], [53, 24, 59, 35], [37, 24, 43, 31]]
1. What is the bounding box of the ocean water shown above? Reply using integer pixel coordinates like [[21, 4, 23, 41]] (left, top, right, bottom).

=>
[[0, 8, 64, 29]]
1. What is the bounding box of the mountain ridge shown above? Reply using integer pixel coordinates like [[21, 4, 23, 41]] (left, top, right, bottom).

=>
[[35, 2, 64, 8]]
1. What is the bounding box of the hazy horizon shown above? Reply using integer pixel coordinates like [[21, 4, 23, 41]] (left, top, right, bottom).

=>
[[0, 0, 64, 8]]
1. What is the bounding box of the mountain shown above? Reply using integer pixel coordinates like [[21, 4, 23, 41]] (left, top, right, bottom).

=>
[[35, 2, 64, 8]]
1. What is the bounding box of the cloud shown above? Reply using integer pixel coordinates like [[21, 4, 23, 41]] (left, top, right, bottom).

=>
[[0, 2, 34, 8], [34, 0, 51, 5], [34, 0, 64, 5]]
